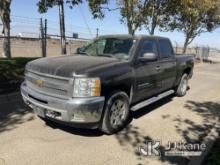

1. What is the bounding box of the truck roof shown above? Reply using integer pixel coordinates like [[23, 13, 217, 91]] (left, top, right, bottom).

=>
[[98, 34, 169, 40]]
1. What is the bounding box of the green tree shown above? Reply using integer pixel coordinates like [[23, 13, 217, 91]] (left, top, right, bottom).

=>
[[88, 0, 171, 36], [89, 0, 148, 36], [0, 0, 12, 58], [144, 0, 168, 35], [87, 0, 108, 19], [163, 0, 220, 53], [118, 0, 148, 35]]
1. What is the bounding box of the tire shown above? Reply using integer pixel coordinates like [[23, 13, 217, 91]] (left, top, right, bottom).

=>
[[175, 73, 189, 97], [100, 91, 130, 134]]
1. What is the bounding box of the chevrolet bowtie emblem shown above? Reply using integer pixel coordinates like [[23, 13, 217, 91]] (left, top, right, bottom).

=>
[[36, 79, 44, 87]]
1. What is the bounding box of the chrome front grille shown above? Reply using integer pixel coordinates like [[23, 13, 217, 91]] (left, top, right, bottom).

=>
[[25, 71, 72, 98]]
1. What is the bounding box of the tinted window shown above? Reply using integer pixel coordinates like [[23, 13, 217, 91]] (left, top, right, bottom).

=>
[[158, 40, 173, 58], [104, 39, 133, 55], [139, 40, 158, 57], [82, 38, 134, 60]]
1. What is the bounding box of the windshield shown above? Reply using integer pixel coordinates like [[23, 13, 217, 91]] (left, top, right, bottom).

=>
[[77, 38, 135, 60]]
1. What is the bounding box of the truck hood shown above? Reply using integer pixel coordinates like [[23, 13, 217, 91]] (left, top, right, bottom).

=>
[[26, 55, 121, 78]]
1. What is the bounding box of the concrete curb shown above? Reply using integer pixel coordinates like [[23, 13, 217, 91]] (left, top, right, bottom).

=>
[[188, 118, 220, 165]]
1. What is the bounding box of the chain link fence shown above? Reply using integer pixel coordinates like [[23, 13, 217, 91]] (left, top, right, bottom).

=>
[[172, 41, 220, 62]]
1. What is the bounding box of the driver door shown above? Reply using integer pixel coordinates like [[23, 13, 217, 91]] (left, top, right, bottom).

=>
[[133, 39, 162, 103]]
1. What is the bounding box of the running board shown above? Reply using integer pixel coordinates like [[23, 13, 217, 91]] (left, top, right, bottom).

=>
[[130, 90, 174, 111]]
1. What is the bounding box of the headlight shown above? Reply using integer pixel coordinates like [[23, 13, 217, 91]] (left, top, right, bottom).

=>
[[73, 78, 101, 97]]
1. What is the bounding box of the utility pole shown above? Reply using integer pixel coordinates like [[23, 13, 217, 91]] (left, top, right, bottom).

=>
[[96, 28, 99, 38], [44, 19, 47, 57], [40, 18, 47, 57], [58, 0, 67, 55], [40, 18, 45, 57]]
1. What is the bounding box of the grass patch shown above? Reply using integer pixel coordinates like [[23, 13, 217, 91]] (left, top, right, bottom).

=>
[[0, 57, 37, 94], [206, 138, 220, 165], [0, 57, 37, 81]]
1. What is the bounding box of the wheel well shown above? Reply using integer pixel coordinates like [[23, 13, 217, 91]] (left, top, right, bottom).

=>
[[103, 85, 131, 98], [114, 85, 131, 97], [183, 68, 191, 75]]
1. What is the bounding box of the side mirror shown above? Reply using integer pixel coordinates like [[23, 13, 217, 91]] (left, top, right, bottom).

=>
[[139, 53, 157, 62]]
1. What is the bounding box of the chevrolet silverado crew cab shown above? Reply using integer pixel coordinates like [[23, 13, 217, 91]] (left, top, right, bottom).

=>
[[21, 35, 194, 134]]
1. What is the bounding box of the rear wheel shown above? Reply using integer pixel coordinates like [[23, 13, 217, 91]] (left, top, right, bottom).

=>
[[100, 91, 130, 134], [175, 73, 189, 97]]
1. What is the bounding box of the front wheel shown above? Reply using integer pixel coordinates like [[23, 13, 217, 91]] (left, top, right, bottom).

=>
[[175, 73, 189, 97], [100, 91, 130, 134]]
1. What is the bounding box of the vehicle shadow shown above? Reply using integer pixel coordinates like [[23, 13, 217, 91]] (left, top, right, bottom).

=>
[[181, 101, 220, 142], [0, 92, 104, 137], [0, 92, 35, 134], [115, 99, 220, 165], [131, 94, 174, 119], [115, 125, 189, 165], [44, 94, 175, 137], [44, 119, 104, 137]]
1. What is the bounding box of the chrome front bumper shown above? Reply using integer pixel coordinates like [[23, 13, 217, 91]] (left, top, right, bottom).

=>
[[21, 82, 105, 128]]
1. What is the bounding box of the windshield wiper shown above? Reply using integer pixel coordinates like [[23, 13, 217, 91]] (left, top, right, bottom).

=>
[[97, 54, 115, 58], [78, 52, 91, 56]]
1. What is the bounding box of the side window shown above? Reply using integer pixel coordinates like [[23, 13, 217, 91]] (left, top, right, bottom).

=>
[[139, 40, 158, 57], [158, 39, 174, 59], [85, 39, 106, 55]]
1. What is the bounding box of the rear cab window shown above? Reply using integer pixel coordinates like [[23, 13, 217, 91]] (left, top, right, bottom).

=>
[[158, 39, 174, 59]]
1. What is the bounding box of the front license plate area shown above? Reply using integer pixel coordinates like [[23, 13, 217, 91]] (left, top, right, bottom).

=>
[[46, 110, 61, 119], [34, 106, 45, 118]]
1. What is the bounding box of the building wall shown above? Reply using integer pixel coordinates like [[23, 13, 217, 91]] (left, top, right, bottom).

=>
[[0, 38, 88, 57]]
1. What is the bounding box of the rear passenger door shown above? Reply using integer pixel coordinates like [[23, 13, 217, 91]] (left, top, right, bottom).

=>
[[157, 39, 177, 91]]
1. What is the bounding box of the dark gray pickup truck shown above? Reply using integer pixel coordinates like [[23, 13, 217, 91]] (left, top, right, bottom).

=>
[[21, 35, 194, 134]]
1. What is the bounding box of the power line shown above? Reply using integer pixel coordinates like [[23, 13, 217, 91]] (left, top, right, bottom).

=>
[[7, 14, 124, 39], [10, 14, 122, 34], [11, 15, 40, 20], [77, 5, 93, 37]]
